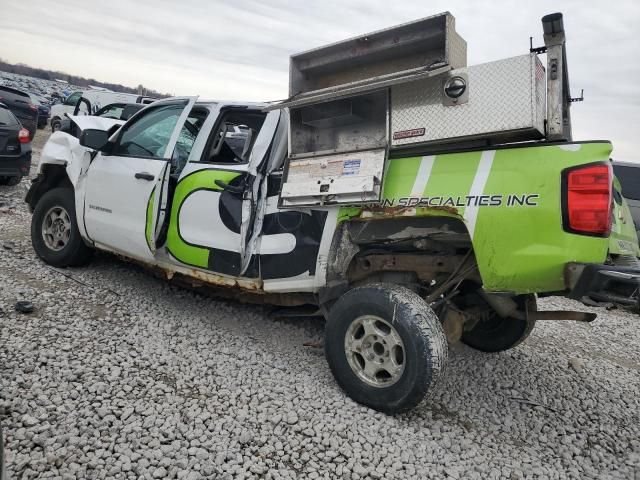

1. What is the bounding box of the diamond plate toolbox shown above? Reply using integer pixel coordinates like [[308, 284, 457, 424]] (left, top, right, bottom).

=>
[[391, 54, 546, 147]]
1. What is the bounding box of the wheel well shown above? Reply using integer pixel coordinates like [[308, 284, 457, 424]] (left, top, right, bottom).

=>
[[321, 216, 477, 304], [27, 164, 73, 211]]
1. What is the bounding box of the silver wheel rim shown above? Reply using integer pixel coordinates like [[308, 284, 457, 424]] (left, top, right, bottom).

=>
[[344, 315, 405, 388], [42, 206, 71, 251]]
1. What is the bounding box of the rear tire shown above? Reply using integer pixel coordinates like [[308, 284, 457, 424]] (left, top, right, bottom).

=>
[[51, 118, 62, 132], [461, 294, 536, 352], [31, 187, 93, 267], [325, 283, 448, 413], [0, 176, 21, 186]]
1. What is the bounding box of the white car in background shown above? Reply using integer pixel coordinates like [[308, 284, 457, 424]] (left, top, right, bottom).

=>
[[50, 89, 155, 131]]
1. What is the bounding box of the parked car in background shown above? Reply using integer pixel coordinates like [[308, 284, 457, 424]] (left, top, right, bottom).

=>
[[29, 92, 51, 128], [0, 102, 32, 185], [0, 85, 38, 139], [57, 101, 144, 135], [612, 161, 640, 240], [94, 102, 144, 120], [50, 89, 155, 131]]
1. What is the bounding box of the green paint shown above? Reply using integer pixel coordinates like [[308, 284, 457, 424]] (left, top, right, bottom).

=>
[[375, 142, 623, 294], [145, 188, 156, 252], [166, 169, 241, 267], [382, 156, 422, 198], [473, 143, 611, 293]]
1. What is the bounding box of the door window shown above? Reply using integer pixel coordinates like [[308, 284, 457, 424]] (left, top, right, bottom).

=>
[[170, 108, 209, 174], [202, 110, 266, 164], [113, 104, 184, 159]]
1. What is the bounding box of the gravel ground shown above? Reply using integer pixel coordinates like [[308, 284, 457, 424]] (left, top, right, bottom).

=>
[[0, 130, 639, 479]]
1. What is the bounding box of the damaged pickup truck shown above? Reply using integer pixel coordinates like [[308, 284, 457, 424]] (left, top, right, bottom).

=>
[[26, 12, 640, 412]]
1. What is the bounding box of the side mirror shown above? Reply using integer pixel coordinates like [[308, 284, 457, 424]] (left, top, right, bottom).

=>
[[79, 129, 110, 152]]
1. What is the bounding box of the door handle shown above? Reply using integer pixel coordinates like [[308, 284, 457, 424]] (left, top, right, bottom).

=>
[[135, 172, 155, 181]]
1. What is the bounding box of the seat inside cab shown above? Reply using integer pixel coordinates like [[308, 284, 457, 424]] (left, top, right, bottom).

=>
[[204, 110, 267, 164]]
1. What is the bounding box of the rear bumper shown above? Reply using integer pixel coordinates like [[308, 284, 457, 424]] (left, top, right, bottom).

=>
[[0, 152, 31, 177], [566, 262, 640, 306]]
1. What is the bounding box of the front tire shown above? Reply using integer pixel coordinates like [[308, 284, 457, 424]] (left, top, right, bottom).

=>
[[31, 187, 93, 267], [51, 118, 62, 132], [461, 294, 536, 352], [325, 284, 448, 414]]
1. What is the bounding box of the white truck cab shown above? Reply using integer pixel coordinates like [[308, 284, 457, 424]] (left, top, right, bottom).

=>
[[31, 97, 331, 293]]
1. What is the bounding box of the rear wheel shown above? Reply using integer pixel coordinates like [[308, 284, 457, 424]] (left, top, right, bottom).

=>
[[0, 176, 21, 186], [51, 118, 62, 132], [461, 294, 536, 352], [31, 187, 93, 267], [325, 283, 448, 413]]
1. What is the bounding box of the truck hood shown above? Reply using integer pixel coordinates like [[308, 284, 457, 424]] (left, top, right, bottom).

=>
[[68, 115, 124, 132]]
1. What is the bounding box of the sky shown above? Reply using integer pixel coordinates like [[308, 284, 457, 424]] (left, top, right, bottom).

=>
[[1, 0, 638, 159]]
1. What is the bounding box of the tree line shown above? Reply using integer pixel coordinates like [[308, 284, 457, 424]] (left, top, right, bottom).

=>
[[0, 59, 170, 97]]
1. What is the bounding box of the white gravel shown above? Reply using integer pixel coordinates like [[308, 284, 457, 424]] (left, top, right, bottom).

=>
[[0, 131, 639, 479]]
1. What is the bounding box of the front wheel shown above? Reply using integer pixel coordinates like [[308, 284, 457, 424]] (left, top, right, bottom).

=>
[[325, 284, 448, 414], [31, 187, 93, 267], [51, 118, 62, 132]]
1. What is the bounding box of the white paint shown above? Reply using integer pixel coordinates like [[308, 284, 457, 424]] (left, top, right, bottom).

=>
[[260, 233, 297, 255], [179, 191, 242, 253], [463, 150, 495, 239], [559, 144, 582, 152], [263, 274, 316, 293], [411, 155, 435, 196], [83, 154, 168, 261], [68, 115, 123, 132]]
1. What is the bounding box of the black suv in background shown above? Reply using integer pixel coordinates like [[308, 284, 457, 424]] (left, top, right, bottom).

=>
[[29, 93, 51, 129], [612, 161, 640, 240], [0, 85, 39, 139], [0, 102, 32, 185]]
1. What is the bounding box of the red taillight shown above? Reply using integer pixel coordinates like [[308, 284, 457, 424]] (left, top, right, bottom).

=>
[[18, 128, 30, 143], [563, 163, 612, 236], [28, 103, 38, 111]]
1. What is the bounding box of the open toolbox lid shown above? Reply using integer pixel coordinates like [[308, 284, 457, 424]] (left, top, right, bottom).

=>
[[267, 12, 466, 110], [279, 148, 386, 208]]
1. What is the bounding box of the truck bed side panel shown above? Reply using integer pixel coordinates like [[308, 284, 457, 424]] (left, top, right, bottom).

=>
[[380, 141, 612, 293]]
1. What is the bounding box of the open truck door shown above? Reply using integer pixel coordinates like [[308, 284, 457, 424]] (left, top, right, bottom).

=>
[[82, 96, 198, 261], [164, 106, 282, 278]]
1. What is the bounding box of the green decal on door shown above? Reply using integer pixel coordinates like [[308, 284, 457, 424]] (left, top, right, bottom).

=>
[[166, 169, 241, 268]]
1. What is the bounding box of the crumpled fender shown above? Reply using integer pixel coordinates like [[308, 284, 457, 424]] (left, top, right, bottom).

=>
[[38, 116, 123, 185], [38, 132, 87, 186], [38, 130, 103, 244]]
